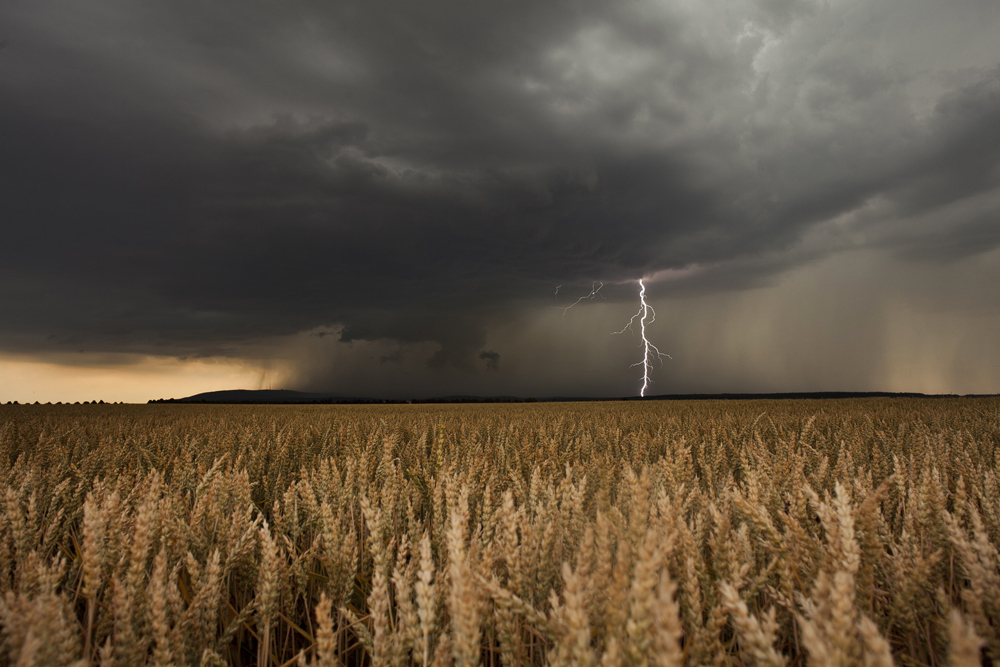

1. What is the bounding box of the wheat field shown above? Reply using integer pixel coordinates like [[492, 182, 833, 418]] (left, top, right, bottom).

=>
[[1, 398, 998, 666]]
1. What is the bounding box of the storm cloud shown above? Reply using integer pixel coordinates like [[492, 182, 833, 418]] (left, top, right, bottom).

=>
[[2, 0, 999, 397]]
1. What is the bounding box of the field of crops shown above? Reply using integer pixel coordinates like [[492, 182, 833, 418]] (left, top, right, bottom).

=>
[[1, 398, 998, 666]]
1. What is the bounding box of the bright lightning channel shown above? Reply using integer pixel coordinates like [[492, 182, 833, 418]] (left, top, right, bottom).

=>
[[559, 281, 603, 318], [612, 279, 670, 397]]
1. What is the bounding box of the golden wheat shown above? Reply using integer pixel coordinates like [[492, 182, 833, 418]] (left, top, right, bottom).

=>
[[0, 398, 997, 666]]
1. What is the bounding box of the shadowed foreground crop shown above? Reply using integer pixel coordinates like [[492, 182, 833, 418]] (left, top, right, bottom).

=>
[[1, 399, 998, 666]]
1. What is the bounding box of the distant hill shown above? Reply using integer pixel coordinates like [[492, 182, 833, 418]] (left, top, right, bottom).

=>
[[146, 389, 988, 405], [150, 390, 359, 404], [150, 390, 532, 404]]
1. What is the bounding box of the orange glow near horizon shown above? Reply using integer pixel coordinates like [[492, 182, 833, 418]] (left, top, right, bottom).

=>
[[0, 355, 283, 404]]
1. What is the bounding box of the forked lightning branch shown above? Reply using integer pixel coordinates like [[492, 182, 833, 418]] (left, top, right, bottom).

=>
[[560, 278, 670, 396], [612, 279, 670, 396]]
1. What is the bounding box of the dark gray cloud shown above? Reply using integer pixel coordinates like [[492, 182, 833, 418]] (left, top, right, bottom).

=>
[[2, 0, 999, 395], [479, 350, 500, 372]]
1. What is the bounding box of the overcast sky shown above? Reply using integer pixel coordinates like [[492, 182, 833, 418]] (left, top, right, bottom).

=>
[[2, 0, 999, 401]]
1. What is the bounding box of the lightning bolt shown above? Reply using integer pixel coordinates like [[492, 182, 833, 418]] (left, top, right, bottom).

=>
[[612, 279, 670, 397], [559, 281, 603, 318]]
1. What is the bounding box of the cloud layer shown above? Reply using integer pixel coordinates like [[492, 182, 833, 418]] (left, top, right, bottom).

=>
[[2, 0, 999, 395]]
